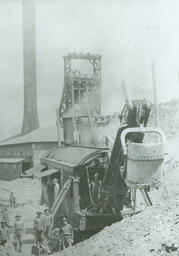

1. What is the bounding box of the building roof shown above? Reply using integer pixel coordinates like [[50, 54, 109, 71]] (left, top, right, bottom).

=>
[[34, 168, 59, 178], [42, 146, 108, 167], [0, 158, 26, 163], [26, 164, 46, 176], [0, 126, 58, 146]]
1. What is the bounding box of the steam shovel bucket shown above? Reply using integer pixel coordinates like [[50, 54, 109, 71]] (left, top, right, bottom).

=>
[[121, 127, 166, 189]]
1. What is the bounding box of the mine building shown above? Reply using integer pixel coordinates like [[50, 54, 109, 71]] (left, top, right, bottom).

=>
[[0, 126, 58, 180]]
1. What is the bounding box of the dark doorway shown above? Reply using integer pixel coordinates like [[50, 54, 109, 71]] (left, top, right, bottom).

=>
[[22, 161, 33, 174]]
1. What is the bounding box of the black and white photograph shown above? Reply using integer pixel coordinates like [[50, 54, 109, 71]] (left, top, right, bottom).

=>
[[0, 0, 179, 255]]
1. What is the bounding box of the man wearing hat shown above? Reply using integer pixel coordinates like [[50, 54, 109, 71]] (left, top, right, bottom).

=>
[[2, 208, 10, 227], [33, 211, 44, 245], [60, 217, 73, 249], [9, 192, 16, 208], [0, 221, 10, 246], [53, 178, 60, 203], [48, 228, 62, 252], [90, 173, 102, 204], [47, 177, 54, 208], [43, 208, 54, 242], [0, 210, 3, 223], [13, 215, 24, 252]]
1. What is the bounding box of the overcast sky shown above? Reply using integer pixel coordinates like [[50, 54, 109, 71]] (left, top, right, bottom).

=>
[[0, 0, 179, 139]]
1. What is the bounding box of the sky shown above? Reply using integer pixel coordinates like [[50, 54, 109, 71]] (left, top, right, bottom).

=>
[[0, 0, 179, 139]]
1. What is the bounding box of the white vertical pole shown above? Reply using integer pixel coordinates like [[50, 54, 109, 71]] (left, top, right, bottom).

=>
[[151, 62, 159, 127], [56, 109, 61, 146]]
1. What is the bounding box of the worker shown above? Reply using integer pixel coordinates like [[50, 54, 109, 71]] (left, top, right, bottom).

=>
[[53, 178, 60, 203], [47, 177, 54, 208], [60, 217, 73, 249], [33, 211, 44, 245], [9, 192, 16, 208], [0, 221, 10, 246], [2, 208, 10, 227], [43, 208, 53, 242], [13, 215, 24, 253], [111, 169, 128, 213], [48, 228, 62, 252], [90, 173, 102, 204], [0, 210, 3, 223]]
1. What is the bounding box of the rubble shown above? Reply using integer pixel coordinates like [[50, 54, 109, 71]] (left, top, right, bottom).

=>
[[53, 160, 179, 256]]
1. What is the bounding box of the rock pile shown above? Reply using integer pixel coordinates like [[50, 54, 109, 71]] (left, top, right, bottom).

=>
[[54, 152, 179, 256]]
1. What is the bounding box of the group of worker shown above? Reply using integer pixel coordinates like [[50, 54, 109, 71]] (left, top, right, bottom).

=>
[[0, 207, 73, 253], [33, 208, 73, 253], [0, 207, 24, 253]]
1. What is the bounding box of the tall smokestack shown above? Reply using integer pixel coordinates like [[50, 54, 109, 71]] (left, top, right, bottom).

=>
[[21, 1, 39, 135]]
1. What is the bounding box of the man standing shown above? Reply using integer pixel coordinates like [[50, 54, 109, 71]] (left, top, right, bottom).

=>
[[47, 177, 54, 208], [90, 173, 102, 204], [13, 215, 24, 253], [111, 167, 128, 213], [0, 210, 3, 223], [2, 208, 10, 227], [0, 221, 10, 246], [48, 228, 62, 252], [43, 208, 54, 242], [60, 217, 73, 249], [33, 211, 44, 245], [53, 178, 60, 203], [9, 192, 16, 208]]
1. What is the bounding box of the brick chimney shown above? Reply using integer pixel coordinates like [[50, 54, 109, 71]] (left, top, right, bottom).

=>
[[21, 1, 40, 135]]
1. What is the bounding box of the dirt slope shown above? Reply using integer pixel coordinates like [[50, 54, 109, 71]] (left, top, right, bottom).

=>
[[53, 100, 179, 256], [54, 143, 179, 256]]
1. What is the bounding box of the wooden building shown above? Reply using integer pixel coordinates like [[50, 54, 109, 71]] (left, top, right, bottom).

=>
[[0, 126, 58, 180]]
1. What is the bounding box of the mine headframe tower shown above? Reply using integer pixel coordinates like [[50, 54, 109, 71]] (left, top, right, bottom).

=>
[[58, 52, 102, 146]]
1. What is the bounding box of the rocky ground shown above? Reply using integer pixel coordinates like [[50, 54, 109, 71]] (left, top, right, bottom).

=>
[[54, 144, 179, 256]]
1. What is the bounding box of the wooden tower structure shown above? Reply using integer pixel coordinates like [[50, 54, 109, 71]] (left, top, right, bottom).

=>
[[58, 53, 102, 146]]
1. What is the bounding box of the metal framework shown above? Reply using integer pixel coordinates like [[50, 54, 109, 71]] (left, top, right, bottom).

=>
[[59, 52, 102, 121]]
